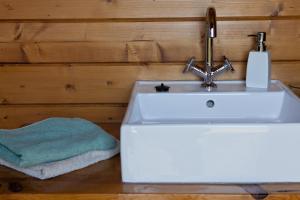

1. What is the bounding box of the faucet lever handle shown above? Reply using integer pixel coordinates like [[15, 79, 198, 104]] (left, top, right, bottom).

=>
[[223, 56, 234, 72], [183, 57, 196, 73]]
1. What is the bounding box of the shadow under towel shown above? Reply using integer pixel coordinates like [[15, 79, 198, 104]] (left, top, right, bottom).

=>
[[0, 143, 120, 179]]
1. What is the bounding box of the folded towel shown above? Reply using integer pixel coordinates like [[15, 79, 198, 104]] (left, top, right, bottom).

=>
[[0, 118, 117, 167], [0, 142, 120, 179]]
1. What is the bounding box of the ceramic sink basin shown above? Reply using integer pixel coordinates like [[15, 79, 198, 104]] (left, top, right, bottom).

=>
[[121, 80, 300, 183]]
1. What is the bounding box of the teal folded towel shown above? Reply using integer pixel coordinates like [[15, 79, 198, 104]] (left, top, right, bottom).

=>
[[0, 117, 116, 167]]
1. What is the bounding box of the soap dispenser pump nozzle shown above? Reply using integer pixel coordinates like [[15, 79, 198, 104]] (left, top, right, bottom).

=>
[[248, 32, 266, 52]]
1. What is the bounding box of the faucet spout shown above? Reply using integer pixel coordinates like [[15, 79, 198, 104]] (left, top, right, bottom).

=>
[[207, 7, 217, 38], [205, 7, 217, 86]]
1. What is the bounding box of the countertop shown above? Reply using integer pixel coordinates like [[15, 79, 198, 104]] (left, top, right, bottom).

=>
[[1, 156, 300, 200]]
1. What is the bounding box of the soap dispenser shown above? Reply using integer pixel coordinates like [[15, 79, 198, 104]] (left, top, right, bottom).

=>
[[246, 32, 271, 89]]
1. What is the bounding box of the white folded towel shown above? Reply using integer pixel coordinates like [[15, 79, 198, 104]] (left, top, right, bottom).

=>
[[0, 142, 120, 179]]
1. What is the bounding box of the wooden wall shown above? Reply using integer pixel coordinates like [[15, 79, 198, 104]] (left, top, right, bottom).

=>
[[0, 0, 299, 134]]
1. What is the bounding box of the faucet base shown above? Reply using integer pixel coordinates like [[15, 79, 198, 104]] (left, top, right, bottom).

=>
[[201, 82, 217, 88]]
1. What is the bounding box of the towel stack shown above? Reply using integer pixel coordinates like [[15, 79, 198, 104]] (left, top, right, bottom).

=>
[[0, 118, 119, 179]]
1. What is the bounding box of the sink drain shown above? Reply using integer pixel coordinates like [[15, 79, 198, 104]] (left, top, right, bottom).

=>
[[206, 100, 215, 108]]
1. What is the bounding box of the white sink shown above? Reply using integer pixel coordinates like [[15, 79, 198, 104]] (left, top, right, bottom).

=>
[[121, 80, 300, 183]]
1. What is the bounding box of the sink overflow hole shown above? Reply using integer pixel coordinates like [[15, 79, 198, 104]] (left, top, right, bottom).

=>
[[206, 100, 215, 108]]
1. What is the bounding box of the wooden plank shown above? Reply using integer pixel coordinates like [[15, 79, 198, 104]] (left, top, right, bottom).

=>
[[0, 21, 297, 43], [0, 0, 298, 20], [0, 62, 299, 104], [0, 194, 249, 200], [1, 155, 300, 199], [0, 194, 256, 200], [0, 20, 298, 63], [0, 42, 25, 62], [0, 104, 125, 130]]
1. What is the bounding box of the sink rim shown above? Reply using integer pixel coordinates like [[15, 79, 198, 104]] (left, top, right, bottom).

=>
[[123, 80, 300, 125], [131, 80, 287, 93]]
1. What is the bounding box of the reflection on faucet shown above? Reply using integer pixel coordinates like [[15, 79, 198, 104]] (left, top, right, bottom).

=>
[[183, 7, 234, 88]]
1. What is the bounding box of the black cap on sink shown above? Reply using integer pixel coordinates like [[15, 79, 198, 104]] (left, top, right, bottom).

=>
[[155, 83, 170, 92]]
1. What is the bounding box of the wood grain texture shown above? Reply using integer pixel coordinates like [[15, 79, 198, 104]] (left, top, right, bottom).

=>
[[1, 194, 300, 200], [0, 62, 298, 104], [0, 0, 298, 20], [0, 104, 125, 129], [0, 20, 298, 63], [0, 1, 299, 199], [0, 194, 256, 200], [1, 156, 300, 200]]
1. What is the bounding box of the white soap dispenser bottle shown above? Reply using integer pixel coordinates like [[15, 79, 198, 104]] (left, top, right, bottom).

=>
[[246, 32, 271, 89]]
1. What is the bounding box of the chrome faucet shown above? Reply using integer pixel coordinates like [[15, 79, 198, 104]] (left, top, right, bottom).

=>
[[183, 7, 234, 88]]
